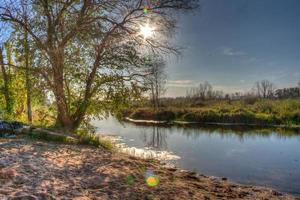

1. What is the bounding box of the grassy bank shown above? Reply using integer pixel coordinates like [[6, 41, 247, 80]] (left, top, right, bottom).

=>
[[17, 126, 114, 150], [127, 99, 300, 127]]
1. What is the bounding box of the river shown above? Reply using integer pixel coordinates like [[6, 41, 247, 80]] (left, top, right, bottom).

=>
[[92, 117, 300, 195]]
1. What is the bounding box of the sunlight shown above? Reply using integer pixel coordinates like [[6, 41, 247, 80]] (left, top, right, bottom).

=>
[[139, 23, 155, 39]]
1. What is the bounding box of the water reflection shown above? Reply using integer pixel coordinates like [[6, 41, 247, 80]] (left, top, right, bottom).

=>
[[142, 127, 168, 150], [92, 117, 300, 195], [134, 123, 300, 143]]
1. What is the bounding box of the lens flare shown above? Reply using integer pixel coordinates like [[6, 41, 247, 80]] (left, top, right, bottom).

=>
[[146, 176, 159, 187], [139, 23, 155, 39], [143, 6, 149, 14], [145, 170, 159, 187]]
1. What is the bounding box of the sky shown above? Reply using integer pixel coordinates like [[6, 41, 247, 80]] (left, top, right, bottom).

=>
[[165, 0, 300, 97]]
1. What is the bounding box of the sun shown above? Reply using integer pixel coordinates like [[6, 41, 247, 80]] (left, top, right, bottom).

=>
[[139, 23, 155, 39]]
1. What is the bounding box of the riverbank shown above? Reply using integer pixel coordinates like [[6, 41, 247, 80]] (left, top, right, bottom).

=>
[[0, 137, 298, 199], [126, 99, 300, 128], [125, 117, 300, 130]]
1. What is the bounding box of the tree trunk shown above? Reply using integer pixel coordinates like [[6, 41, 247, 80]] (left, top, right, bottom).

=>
[[53, 77, 74, 131], [0, 47, 12, 114], [51, 50, 75, 131], [24, 29, 32, 123]]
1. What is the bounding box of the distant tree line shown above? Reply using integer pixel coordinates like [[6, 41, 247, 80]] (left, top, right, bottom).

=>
[[185, 80, 300, 101], [186, 81, 223, 100], [142, 79, 300, 109]]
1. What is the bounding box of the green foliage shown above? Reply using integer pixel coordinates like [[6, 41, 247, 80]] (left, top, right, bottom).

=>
[[0, 36, 51, 125], [75, 130, 114, 150], [128, 99, 300, 126]]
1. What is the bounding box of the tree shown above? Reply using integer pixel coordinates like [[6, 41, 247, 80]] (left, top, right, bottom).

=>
[[0, 41, 17, 115], [254, 80, 275, 98], [11, 27, 34, 123], [24, 28, 32, 123], [187, 81, 213, 100], [198, 81, 212, 100], [0, 46, 12, 114], [275, 87, 300, 99], [145, 55, 167, 109], [1, 0, 198, 131]]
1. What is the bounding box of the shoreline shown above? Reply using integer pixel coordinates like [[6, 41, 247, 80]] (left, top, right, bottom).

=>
[[0, 137, 298, 199], [125, 117, 300, 129]]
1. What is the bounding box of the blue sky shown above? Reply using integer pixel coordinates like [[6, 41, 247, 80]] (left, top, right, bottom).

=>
[[165, 0, 300, 97]]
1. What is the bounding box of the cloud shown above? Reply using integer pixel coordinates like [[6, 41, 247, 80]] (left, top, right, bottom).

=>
[[166, 80, 195, 87], [221, 47, 246, 56]]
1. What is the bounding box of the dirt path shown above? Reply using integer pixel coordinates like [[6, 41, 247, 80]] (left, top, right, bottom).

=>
[[0, 138, 298, 200]]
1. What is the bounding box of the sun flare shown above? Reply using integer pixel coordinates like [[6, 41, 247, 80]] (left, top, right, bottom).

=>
[[139, 23, 155, 39]]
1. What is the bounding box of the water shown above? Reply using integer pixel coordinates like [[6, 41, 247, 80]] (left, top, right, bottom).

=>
[[92, 117, 300, 195]]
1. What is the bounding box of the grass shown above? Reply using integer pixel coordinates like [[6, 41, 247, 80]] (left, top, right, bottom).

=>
[[127, 99, 300, 126], [26, 129, 77, 144], [76, 130, 114, 150], [24, 127, 114, 150]]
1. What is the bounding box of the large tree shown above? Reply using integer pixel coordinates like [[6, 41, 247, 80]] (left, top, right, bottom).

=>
[[0, 0, 198, 131]]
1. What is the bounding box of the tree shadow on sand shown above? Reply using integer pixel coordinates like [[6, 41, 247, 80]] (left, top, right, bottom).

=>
[[0, 139, 193, 200]]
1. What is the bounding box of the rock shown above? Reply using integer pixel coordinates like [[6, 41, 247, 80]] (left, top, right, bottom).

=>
[[221, 177, 227, 181], [0, 120, 23, 131]]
